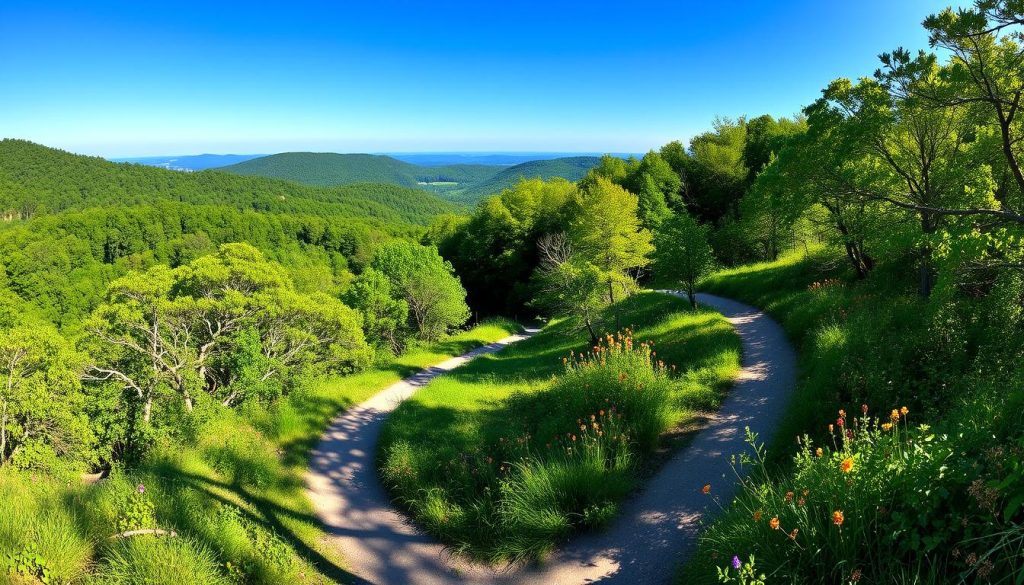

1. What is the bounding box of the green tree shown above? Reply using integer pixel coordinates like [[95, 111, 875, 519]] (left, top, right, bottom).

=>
[[371, 241, 470, 340], [0, 324, 93, 470], [568, 177, 653, 307], [343, 268, 410, 353], [652, 213, 714, 308]]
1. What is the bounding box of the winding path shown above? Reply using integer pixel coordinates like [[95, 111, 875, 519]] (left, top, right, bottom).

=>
[[306, 293, 797, 584]]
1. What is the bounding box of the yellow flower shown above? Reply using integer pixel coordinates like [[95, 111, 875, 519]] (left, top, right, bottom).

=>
[[815, 447, 823, 457], [882, 422, 893, 431], [900, 406, 909, 416], [890, 409, 900, 423], [840, 457, 855, 474]]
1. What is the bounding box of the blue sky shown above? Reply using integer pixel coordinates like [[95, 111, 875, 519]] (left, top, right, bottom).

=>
[[0, 0, 964, 156]]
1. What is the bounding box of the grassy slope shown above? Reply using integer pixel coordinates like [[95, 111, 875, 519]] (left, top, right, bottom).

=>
[[0, 321, 519, 585], [379, 292, 741, 560]]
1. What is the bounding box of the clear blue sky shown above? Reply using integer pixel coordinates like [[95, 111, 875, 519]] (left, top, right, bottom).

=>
[[0, 0, 964, 157]]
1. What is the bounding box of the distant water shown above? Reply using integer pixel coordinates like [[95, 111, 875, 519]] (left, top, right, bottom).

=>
[[109, 154, 264, 171], [386, 152, 640, 167]]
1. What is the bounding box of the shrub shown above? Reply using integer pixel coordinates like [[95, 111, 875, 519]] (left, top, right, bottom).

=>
[[95, 536, 230, 585], [688, 405, 1024, 584]]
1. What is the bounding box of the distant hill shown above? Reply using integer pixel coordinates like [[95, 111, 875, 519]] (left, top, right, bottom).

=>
[[452, 156, 602, 203], [387, 152, 637, 167], [111, 153, 264, 171], [216, 152, 605, 205], [0, 140, 456, 226], [218, 152, 502, 191]]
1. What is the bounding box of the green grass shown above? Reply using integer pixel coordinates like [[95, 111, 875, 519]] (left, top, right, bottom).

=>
[[0, 320, 519, 585], [379, 292, 741, 562], [682, 246, 1024, 584]]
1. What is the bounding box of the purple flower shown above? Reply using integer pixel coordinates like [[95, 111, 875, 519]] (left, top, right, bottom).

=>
[[731, 555, 742, 570], [136, 483, 145, 494]]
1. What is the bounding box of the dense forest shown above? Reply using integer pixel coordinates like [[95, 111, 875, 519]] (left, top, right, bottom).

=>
[[2, 0, 1024, 583]]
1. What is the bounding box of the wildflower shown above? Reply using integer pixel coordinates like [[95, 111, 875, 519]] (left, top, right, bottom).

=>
[[828, 424, 834, 433], [752, 510, 763, 522], [731, 555, 741, 570], [769, 517, 780, 530], [802, 489, 809, 497], [784, 491, 794, 502], [900, 406, 909, 417], [832, 510, 844, 526], [136, 483, 146, 494], [850, 568, 862, 582], [789, 528, 799, 540], [702, 483, 711, 495], [815, 447, 823, 457], [570, 434, 576, 442], [837, 417, 845, 428], [797, 498, 805, 507], [882, 422, 893, 431], [861, 404, 868, 415], [890, 409, 900, 423], [599, 409, 605, 416], [838, 409, 847, 419], [840, 457, 855, 474]]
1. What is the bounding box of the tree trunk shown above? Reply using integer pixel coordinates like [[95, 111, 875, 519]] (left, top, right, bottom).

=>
[[143, 396, 153, 423], [686, 279, 698, 309], [584, 318, 599, 346]]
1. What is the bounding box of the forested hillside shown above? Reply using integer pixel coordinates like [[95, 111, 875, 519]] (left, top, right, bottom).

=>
[[437, 156, 603, 204], [0, 140, 456, 224]]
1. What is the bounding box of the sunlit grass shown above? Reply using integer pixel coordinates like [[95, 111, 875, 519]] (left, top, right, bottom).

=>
[[379, 292, 741, 561], [0, 320, 520, 584]]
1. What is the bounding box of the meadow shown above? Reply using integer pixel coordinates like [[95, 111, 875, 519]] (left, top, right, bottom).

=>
[[379, 292, 741, 562]]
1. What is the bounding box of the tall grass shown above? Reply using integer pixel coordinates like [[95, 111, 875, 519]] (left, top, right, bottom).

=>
[[379, 292, 742, 562]]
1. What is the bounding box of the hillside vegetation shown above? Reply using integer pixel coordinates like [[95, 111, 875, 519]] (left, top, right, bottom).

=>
[[0, 140, 456, 225]]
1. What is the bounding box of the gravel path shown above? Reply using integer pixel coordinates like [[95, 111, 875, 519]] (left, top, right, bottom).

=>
[[306, 292, 797, 584]]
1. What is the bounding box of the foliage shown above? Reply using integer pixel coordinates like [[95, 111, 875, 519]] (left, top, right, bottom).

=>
[[370, 241, 470, 340], [652, 212, 715, 307], [0, 323, 93, 471]]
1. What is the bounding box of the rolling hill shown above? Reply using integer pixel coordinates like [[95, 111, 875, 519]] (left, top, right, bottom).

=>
[[0, 140, 457, 226], [216, 152, 604, 204], [451, 156, 602, 203], [217, 152, 502, 191]]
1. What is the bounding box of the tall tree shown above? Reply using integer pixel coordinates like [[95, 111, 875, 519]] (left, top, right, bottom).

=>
[[568, 177, 653, 307], [652, 213, 715, 308]]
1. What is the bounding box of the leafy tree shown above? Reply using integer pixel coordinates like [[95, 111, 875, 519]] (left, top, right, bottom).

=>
[[652, 213, 714, 307], [0, 324, 93, 470], [343, 268, 410, 353], [438, 178, 576, 314], [532, 233, 607, 343], [568, 177, 653, 306], [371, 241, 470, 340], [84, 244, 370, 420]]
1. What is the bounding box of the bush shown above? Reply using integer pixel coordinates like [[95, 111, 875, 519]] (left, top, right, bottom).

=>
[[95, 536, 230, 585], [687, 405, 1024, 584]]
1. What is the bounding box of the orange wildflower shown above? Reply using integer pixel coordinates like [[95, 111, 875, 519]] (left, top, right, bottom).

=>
[[769, 517, 780, 530], [900, 406, 909, 416], [815, 447, 823, 457], [841, 457, 855, 474], [702, 483, 711, 495], [784, 491, 794, 502], [832, 510, 845, 526], [752, 510, 763, 522]]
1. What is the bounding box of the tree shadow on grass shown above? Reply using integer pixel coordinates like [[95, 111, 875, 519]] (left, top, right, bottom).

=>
[[146, 463, 371, 585]]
